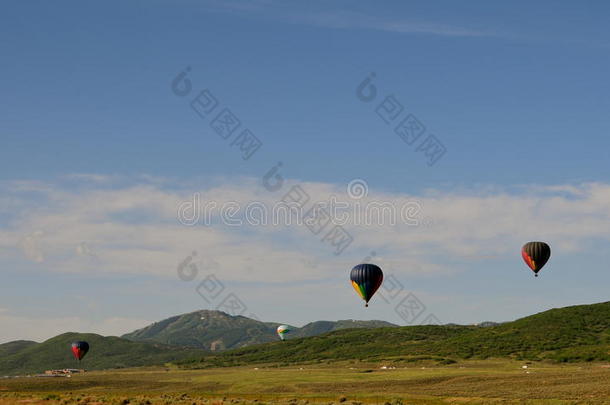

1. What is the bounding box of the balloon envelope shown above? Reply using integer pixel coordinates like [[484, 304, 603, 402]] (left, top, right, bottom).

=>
[[277, 325, 291, 340], [521, 242, 551, 276], [350, 263, 383, 307], [71, 341, 89, 361]]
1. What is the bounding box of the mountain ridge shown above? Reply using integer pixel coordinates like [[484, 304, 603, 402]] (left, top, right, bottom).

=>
[[178, 301, 610, 367], [5, 301, 610, 375], [121, 310, 398, 351]]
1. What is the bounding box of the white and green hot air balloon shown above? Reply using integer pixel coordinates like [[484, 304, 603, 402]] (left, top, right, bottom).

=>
[[277, 325, 291, 341]]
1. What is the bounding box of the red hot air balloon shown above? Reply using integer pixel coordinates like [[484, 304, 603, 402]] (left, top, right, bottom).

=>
[[71, 341, 89, 361], [521, 242, 551, 277]]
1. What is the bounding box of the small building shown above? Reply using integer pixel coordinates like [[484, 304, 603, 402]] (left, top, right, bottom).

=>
[[44, 369, 84, 375]]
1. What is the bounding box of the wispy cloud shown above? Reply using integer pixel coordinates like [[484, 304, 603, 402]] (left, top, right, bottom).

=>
[[290, 10, 494, 38], [202, 1, 497, 38]]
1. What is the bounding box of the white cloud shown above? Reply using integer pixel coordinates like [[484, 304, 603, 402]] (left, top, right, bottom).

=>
[[63, 173, 115, 183], [2, 177, 610, 283], [17, 230, 45, 263]]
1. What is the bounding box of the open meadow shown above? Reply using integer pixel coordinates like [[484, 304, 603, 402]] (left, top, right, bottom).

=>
[[2, 360, 610, 405]]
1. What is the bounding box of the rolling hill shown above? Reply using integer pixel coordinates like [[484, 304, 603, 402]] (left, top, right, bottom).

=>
[[0, 332, 205, 376], [122, 310, 397, 350], [0, 340, 37, 358], [179, 301, 610, 367], [291, 319, 397, 338], [5, 302, 609, 375]]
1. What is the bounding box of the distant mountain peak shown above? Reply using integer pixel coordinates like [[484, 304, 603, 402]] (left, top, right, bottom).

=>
[[122, 310, 397, 351]]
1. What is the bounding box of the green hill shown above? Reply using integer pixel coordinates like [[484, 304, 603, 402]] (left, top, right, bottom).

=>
[[292, 319, 397, 338], [0, 332, 205, 376], [122, 310, 279, 350], [180, 301, 610, 367], [122, 310, 397, 350], [6, 302, 609, 375], [436, 300, 610, 362], [0, 340, 37, 358]]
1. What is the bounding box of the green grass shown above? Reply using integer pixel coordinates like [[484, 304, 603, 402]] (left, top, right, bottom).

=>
[[1, 360, 610, 404]]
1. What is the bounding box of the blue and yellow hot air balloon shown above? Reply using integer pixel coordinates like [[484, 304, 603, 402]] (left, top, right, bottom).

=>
[[350, 264, 383, 307]]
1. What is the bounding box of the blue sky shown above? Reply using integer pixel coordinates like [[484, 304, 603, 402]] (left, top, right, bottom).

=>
[[2, 0, 610, 343]]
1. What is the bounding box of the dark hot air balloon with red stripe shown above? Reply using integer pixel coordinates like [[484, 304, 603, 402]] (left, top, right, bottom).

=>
[[521, 241, 551, 277], [71, 341, 89, 361]]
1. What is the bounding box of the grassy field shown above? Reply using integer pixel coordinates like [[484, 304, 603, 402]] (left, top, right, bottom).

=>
[[2, 360, 610, 405]]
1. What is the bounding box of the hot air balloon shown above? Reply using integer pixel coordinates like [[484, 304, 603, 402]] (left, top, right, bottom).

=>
[[521, 242, 551, 277], [350, 263, 383, 307], [277, 325, 291, 341], [71, 341, 89, 361]]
